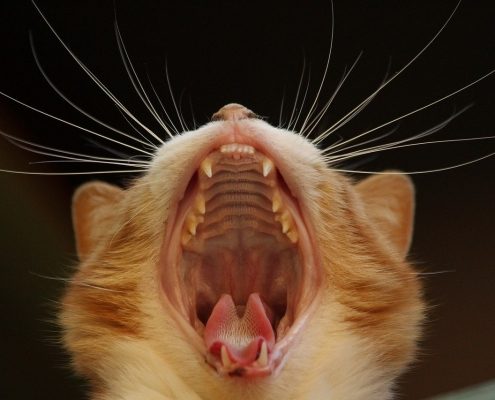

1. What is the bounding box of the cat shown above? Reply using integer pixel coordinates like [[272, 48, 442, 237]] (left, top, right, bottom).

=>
[[63, 102, 423, 400], [1, 1, 493, 399]]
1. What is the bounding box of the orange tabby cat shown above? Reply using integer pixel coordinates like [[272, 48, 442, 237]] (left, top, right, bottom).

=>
[[62, 103, 424, 400]]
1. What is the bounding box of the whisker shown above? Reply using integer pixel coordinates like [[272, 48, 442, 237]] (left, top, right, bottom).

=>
[[0, 169, 146, 176], [314, 0, 464, 141], [31, 0, 161, 144], [30, 32, 158, 151], [114, 19, 173, 140], [304, 51, 363, 139], [0, 91, 154, 156], [291, 68, 312, 132], [144, 67, 181, 135], [331, 152, 495, 175], [0, 129, 149, 164], [165, 62, 187, 133], [286, 56, 306, 130], [278, 89, 286, 128], [30, 160, 148, 168], [321, 69, 494, 153], [324, 106, 470, 157], [299, 0, 335, 134], [326, 136, 495, 164]]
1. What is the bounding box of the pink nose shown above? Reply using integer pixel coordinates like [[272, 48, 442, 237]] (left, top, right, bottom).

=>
[[211, 103, 258, 121]]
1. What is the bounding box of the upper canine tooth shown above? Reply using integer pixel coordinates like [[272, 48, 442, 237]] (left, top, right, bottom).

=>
[[257, 341, 268, 367], [221, 345, 232, 368], [200, 158, 213, 178], [262, 158, 274, 177]]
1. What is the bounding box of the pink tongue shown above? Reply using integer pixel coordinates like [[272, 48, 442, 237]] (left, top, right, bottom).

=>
[[204, 293, 275, 365]]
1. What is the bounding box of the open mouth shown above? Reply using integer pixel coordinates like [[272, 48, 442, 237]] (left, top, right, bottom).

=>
[[161, 141, 320, 378]]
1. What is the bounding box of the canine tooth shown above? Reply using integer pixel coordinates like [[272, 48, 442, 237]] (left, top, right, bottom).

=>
[[194, 194, 206, 214], [221, 345, 231, 368], [257, 341, 268, 367], [272, 191, 282, 212], [181, 231, 192, 245], [287, 229, 299, 243], [262, 158, 274, 177], [201, 158, 213, 178], [276, 211, 291, 233], [186, 214, 203, 236]]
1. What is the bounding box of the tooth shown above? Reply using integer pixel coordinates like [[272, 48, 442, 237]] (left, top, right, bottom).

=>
[[181, 231, 192, 245], [194, 194, 206, 214], [201, 158, 212, 178], [221, 345, 231, 368], [272, 191, 282, 212], [257, 341, 268, 367], [262, 158, 274, 177], [287, 229, 299, 243], [186, 214, 203, 235], [277, 211, 291, 233]]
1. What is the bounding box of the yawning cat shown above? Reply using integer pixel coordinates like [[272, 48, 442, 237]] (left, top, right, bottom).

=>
[[63, 103, 423, 399]]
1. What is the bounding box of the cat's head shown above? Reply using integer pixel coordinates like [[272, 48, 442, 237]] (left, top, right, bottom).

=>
[[62, 104, 424, 399]]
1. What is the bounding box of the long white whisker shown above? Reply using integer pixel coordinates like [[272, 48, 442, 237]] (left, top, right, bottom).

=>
[[3, 137, 147, 167], [304, 52, 363, 139], [291, 69, 312, 131], [326, 136, 495, 164], [278, 89, 286, 127], [299, 0, 335, 134], [0, 90, 154, 157], [31, 0, 160, 143], [165, 62, 187, 133], [322, 68, 494, 153], [114, 20, 172, 140], [324, 106, 470, 156], [0, 129, 149, 164], [286, 57, 306, 130], [0, 169, 145, 176], [144, 68, 180, 135], [29, 33, 157, 150], [324, 125, 401, 155], [30, 159, 148, 168], [316, 0, 463, 140], [312, 62, 392, 144], [331, 152, 494, 175]]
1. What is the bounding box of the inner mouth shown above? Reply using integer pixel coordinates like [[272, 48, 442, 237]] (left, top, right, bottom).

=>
[[162, 142, 317, 377]]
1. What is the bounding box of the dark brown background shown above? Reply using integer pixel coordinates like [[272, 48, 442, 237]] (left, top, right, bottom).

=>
[[0, 1, 493, 399]]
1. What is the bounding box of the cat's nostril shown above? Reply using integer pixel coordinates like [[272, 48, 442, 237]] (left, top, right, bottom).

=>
[[211, 103, 258, 122]]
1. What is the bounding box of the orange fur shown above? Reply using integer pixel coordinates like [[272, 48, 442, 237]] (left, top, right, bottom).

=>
[[61, 112, 424, 399]]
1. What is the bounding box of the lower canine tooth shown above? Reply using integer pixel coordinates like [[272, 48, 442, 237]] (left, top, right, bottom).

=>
[[221, 345, 231, 368], [257, 341, 268, 367], [287, 230, 298, 243]]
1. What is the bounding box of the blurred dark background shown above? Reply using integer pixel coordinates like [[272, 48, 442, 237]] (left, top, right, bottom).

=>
[[0, 1, 493, 399]]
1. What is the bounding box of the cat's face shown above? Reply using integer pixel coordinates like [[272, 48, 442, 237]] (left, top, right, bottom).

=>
[[62, 104, 423, 399]]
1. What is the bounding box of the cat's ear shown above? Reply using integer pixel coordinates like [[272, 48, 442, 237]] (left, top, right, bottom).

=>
[[355, 173, 414, 259], [72, 181, 123, 262]]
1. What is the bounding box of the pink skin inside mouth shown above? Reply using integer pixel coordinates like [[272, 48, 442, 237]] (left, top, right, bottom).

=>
[[161, 141, 320, 377]]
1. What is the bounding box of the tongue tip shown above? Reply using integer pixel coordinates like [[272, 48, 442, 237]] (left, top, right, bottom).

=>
[[204, 293, 275, 363]]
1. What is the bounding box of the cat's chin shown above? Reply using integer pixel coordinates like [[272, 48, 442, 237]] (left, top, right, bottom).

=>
[[159, 134, 322, 378]]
